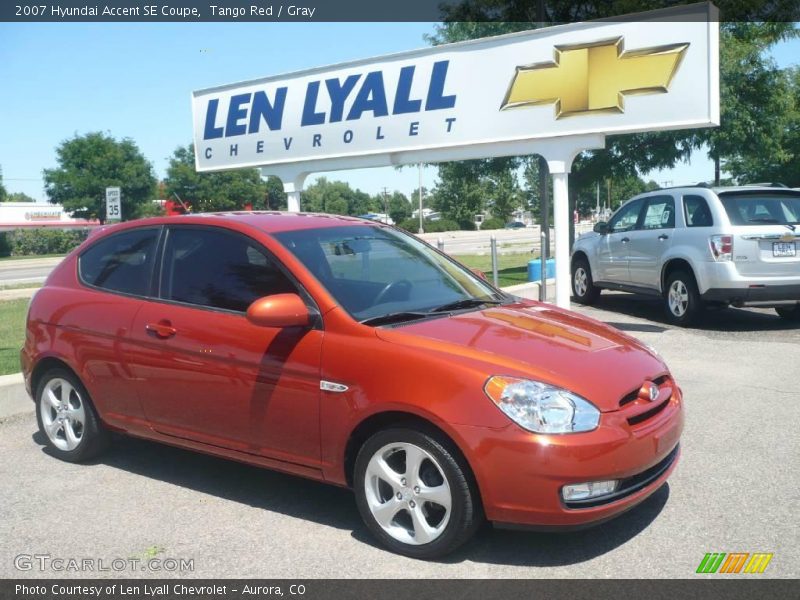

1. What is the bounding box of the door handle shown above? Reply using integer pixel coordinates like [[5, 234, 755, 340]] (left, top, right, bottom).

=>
[[145, 320, 177, 339], [621, 237, 630, 243], [658, 234, 670, 241]]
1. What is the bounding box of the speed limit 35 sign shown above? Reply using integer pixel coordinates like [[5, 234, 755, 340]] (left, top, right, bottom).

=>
[[105, 187, 121, 221]]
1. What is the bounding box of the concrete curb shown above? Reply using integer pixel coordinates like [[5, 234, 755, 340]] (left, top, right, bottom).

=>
[[0, 373, 32, 419]]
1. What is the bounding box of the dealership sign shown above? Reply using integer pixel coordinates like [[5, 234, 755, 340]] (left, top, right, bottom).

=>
[[191, 3, 718, 172]]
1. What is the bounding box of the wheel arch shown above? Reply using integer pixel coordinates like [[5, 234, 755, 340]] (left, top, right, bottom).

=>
[[30, 355, 81, 398], [343, 410, 481, 504], [661, 257, 696, 293]]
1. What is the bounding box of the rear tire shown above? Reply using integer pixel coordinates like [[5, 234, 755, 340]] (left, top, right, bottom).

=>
[[775, 305, 800, 321], [353, 427, 481, 559], [35, 368, 109, 462], [571, 257, 600, 305], [664, 270, 704, 326]]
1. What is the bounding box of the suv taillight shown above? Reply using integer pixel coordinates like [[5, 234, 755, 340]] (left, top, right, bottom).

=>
[[710, 235, 733, 261]]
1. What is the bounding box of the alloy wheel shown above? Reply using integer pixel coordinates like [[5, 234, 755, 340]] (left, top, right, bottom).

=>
[[668, 280, 689, 317], [574, 267, 588, 297], [40, 378, 86, 451], [364, 442, 452, 545]]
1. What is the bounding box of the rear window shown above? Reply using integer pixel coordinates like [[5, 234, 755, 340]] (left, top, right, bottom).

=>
[[79, 228, 159, 296], [719, 192, 800, 226]]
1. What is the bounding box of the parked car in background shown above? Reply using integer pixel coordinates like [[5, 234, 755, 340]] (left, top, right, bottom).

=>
[[571, 185, 800, 325], [22, 212, 682, 558], [505, 221, 527, 229]]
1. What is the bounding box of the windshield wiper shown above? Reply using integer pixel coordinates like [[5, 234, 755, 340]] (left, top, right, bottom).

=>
[[359, 311, 430, 326], [428, 298, 502, 313], [747, 217, 780, 223]]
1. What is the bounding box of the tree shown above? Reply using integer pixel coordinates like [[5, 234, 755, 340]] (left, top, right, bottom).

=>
[[301, 178, 377, 215], [6, 192, 37, 203], [163, 145, 265, 212], [725, 66, 799, 186], [0, 177, 6, 202], [386, 191, 412, 224], [43, 132, 156, 223]]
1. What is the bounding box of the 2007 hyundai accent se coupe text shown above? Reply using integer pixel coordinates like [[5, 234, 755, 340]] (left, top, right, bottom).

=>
[[21, 213, 683, 558]]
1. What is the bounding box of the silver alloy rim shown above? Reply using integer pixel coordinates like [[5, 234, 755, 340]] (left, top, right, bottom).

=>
[[364, 442, 452, 545], [668, 280, 689, 317], [40, 378, 86, 451], [574, 267, 588, 297]]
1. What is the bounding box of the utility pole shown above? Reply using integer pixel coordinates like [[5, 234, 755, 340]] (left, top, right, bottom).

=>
[[381, 187, 389, 221]]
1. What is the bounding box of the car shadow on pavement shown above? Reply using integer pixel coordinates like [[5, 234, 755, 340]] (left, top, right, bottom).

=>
[[33, 428, 669, 566], [350, 484, 670, 566], [587, 293, 800, 333], [32, 430, 363, 532]]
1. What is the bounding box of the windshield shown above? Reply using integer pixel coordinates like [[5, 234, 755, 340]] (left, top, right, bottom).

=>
[[719, 192, 800, 226], [273, 224, 501, 323]]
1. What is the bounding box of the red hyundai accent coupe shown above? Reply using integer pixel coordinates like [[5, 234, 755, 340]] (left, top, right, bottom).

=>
[[21, 213, 683, 558]]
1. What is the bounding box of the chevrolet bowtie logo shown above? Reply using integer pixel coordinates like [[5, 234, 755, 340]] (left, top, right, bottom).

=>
[[501, 37, 689, 118]]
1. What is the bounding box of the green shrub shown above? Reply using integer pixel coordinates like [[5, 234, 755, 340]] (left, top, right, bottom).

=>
[[7, 229, 89, 256], [0, 233, 10, 258], [480, 217, 505, 230]]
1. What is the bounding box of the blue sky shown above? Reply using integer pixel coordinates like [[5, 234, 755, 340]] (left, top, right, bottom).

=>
[[1, 22, 798, 203]]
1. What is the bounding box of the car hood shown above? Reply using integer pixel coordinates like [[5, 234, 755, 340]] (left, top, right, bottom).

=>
[[375, 301, 669, 413]]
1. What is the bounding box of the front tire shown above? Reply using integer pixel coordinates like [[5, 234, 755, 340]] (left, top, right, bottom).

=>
[[664, 270, 703, 326], [571, 257, 600, 305], [775, 305, 800, 321], [353, 427, 481, 559], [35, 368, 109, 462]]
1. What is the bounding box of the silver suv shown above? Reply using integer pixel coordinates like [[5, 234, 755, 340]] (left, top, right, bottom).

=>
[[571, 185, 800, 325]]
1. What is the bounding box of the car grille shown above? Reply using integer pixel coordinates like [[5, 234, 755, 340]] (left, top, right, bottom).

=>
[[618, 375, 673, 427], [563, 444, 680, 509]]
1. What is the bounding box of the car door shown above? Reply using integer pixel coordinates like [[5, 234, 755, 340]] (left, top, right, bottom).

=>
[[71, 227, 162, 429], [595, 198, 644, 284], [125, 225, 323, 467], [627, 195, 676, 289]]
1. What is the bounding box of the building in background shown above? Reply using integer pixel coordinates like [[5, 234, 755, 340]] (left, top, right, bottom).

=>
[[0, 202, 99, 232]]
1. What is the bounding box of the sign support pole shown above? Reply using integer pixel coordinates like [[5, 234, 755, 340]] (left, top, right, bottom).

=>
[[550, 169, 570, 309]]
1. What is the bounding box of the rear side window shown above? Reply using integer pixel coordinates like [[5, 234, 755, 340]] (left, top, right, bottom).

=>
[[79, 228, 159, 296], [160, 227, 296, 312], [718, 192, 800, 226], [684, 195, 714, 227], [641, 196, 675, 230]]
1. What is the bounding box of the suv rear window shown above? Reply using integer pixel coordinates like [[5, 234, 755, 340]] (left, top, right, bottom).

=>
[[719, 192, 800, 226], [79, 228, 159, 296]]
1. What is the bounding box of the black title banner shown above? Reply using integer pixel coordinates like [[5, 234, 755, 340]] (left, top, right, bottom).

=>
[[2, 0, 800, 22], [4, 579, 799, 600]]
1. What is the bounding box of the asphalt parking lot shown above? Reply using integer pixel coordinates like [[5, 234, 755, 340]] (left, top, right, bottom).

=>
[[1, 293, 798, 579]]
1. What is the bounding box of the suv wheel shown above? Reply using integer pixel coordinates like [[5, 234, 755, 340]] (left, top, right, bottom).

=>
[[353, 427, 481, 559], [35, 368, 110, 462], [775, 305, 800, 321], [571, 257, 600, 305], [664, 270, 703, 326]]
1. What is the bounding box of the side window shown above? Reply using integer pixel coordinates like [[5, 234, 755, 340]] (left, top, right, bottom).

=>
[[608, 199, 644, 233], [641, 196, 676, 230], [79, 228, 159, 296], [684, 195, 714, 227], [160, 228, 297, 312]]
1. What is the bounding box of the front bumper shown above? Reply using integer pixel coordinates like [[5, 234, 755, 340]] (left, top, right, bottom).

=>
[[453, 386, 683, 528]]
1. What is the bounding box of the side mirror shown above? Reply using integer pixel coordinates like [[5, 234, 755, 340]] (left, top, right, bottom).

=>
[[593, 221, 609, 235], [246, 293, 310, 328], [470, 267, 488, 281]]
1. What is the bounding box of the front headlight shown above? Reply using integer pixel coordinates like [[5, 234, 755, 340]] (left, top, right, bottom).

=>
[[484, 376, 600, 434]]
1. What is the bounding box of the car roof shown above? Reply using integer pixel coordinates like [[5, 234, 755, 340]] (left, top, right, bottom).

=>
[[91, 211, 379, 237]]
